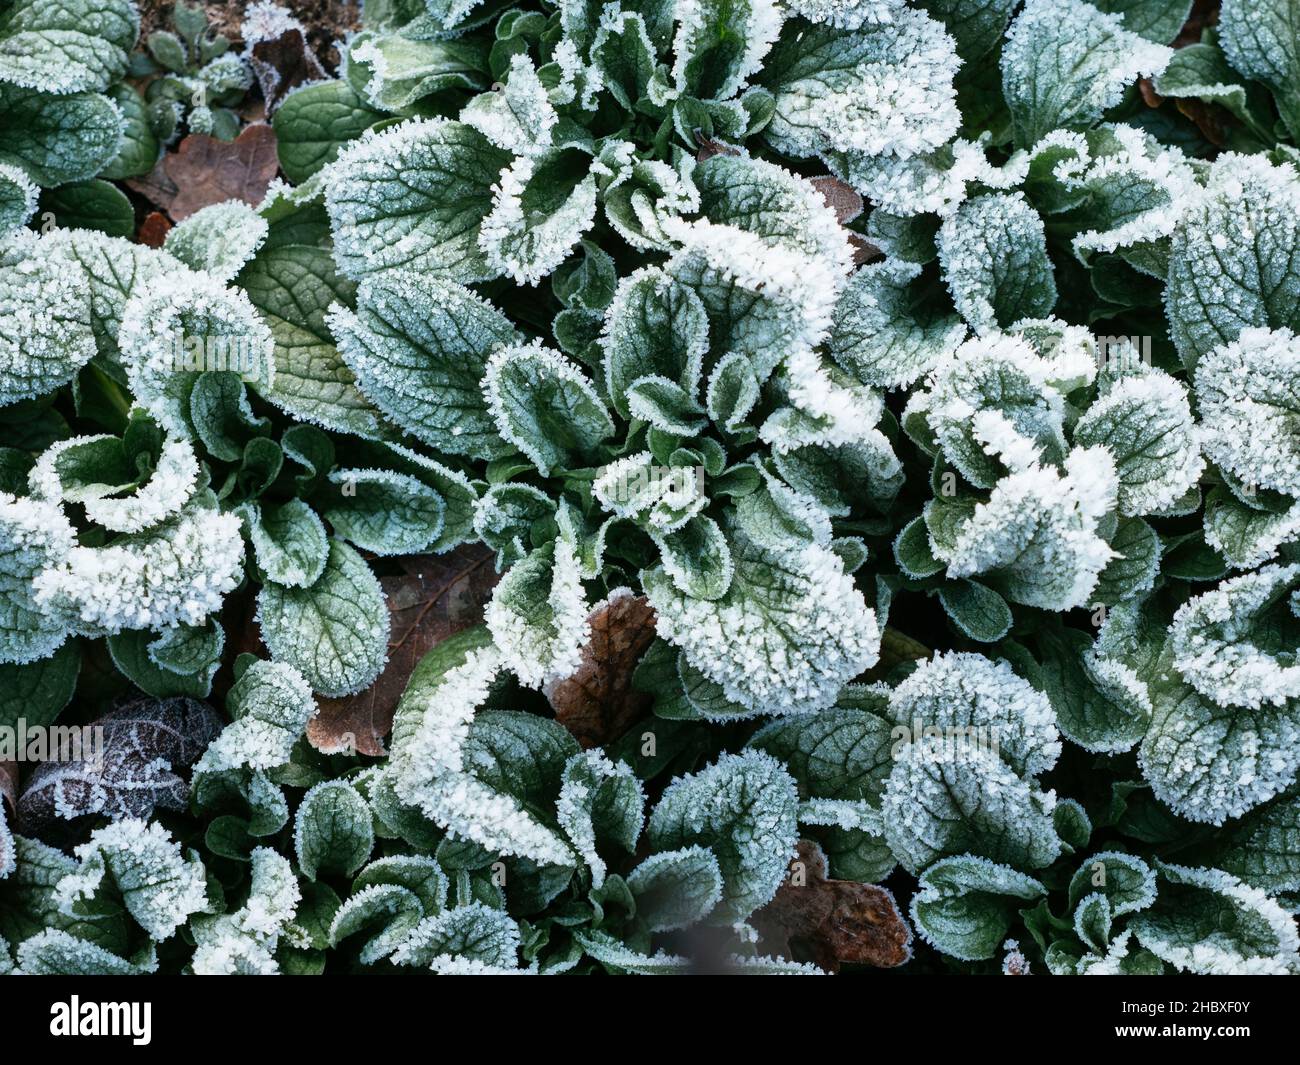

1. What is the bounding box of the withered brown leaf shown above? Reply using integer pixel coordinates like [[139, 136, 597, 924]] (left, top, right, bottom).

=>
[[545, 591, 658, 749], [162, 124, 280, 221], [309, 544, 499, 756], [137, 211, 173, 248], [810, 175, 865, 225], [250, 28, 328, 113], [0, 759, 17, 877], [753, 840, 913, 972]]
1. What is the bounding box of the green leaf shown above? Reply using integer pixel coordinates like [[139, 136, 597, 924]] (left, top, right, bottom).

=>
[[164, 201, 269, 282], [627, 846, 723, 931], [37, 180, 133, 238], [325, 118, 510, 284], [1094, 517, 1161, 604], [910, 855, 1046, 961], [346, 31, 489, 111], [322, 468, 446, 556], [391, 902, 521, 971], [1001, 0, 1172, 145], [0, 0, 138, 94], [0, 493, 74, 664], [238, 243, 387, 439], [0, 639, 79, 730], [295, 779, 375, 881], [257, 539, 390, 696], [1154, 37, 1269, 134], [240, 498, 328, 589], [915, 0, 1019, 60], [938, 193, 1057, 332], [937, 580, 1013, 643], [1220, 0, 1300, 140], [0, 83, 124, 186], [1167, 155, 1300, 369], [328, 270, 519, 458], [484, 340, 615, 477], [328, 883, 425, 963], [273, 80, 383, 185]]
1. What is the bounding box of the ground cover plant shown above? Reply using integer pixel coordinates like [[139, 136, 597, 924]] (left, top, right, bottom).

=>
[[2, 0, 1300, 976]]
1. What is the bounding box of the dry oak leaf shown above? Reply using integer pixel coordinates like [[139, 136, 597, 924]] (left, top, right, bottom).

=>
[[309, 544, 499, 756], [545, 590, 658, 749], [752, 840, 913, 972], [17, 696, 222, 840], [810, 175, 865, 225], [162, 124, 280, 221], [137, 211, 173, 248]]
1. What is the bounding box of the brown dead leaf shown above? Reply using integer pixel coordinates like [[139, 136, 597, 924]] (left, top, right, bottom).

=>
[[125, 159, 180, 214], [545, 592, 658, 749], [162, 124, 280, 221], [1177, 97, 1230, 147], [1174, 0, 1219, 48], [810, 175, 865, 225], [309, 544, 499, 756], [1138, 77, 1163, 109], [695, 132, 741, 162], [848, 233, 886, 266], [250, 28, 329, 113], [752, 841, 913, 972], [137, 211, 173, 248]]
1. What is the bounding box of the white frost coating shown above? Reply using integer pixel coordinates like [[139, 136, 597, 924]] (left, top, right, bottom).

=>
[[762, 348, 892, 455], [196, 660, 317, 774], [645, 537, 880, 716], [672, 0, 783, 100], [30, 434, 200, 534], [461, 53, 557, 156], [0, 490, 77, 664], [1169, 564, 1300, 710], [1133, 864, 1300, 975], [191, 847, 300, 975], [766, 7, 961, 164], [1074, 370, 1204, 516], [1008, 317, 1098, 393], [117, 271, 275, 436], [486, 536, 590, 688], [479, 154, 598, 286], [845, 138, 1031, 218], [1001, 0, 1172, 141], [0, 162, 38, 235], [938, 448, 1119, 612], [391, 644, 576, 867], [55, 819, 209, 941], [163, 201, 270, 282], [1196, 327, 1300, 497], [783, 0, 906, 28], [33, 505, 244, 635], [1065, 125, 1198, 258]]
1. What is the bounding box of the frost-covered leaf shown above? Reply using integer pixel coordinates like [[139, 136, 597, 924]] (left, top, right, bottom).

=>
[[389, 631, 576, 867], [390, 902, 521, 970], [487, 539, 589, 689], [0, 161, 36, 238], [0, 82, 124, 186], [0, 0, 138, 94], [272, 80, 384, 185], [1166, 154, 1300, 368], [881, 652, 1063, 872], [16, 929, 156, 975], [461, 53, 556, 156], [328, 882, 425, 964], [938, 194, 1056, 333], [55, 819, 209, 941], [937, 580, 1012, 643], [483, 340, 614, 477], [240, 498, 329, 589], [0, 491, 75, 664], [34, 501, 243, 636], [164, 201, 269, 282], [644, 502, 879, 716], [196, 660, 316, 775], [328, 269, 519, 459], [0, 249, 96, 407], [556, 748, 645, 887], [322, 468, 446, 556], [761, 9, 960, 169], [909, 855, 1046, 961], [257, 539, 390, 697], [1074, 369, 1202, 517], [191, 846, 300, 974], [1219, 0, 1300, 141], [325, 118, 510, 284], [238, 242, 387, 439], [627, 846, 723, 931], [117, 272, 274, 437], [1001, 0, 1172, 145], [1201, 791, 1300, 895], [828, 258, 965, 390], [1195, 327, 1300, 497], [346, 31, 488, 112], [295, 779, 375, 881], [1131, 862, 1300, 974], [646, 750, 799, 922], [18, 696, 221, 833], [931, 448, 1119, 611]]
